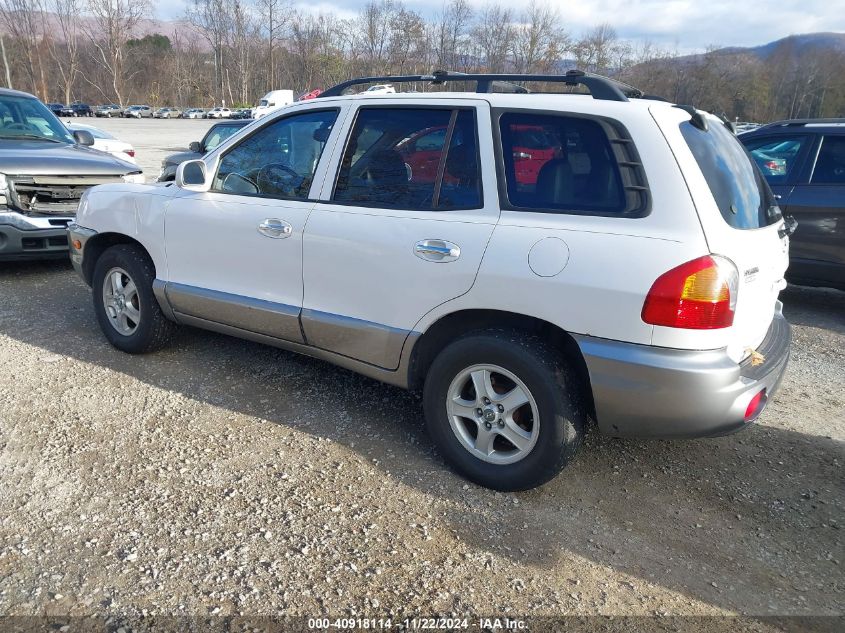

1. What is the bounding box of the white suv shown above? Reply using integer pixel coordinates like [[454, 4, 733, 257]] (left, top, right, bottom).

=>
[[68, 71, 793, 491]]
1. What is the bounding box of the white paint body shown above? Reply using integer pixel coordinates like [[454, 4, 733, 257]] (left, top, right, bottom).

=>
[[76, 92, 788, 368]]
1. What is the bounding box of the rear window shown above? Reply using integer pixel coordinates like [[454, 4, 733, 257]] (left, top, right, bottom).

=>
[[681, 120, 781, 229]]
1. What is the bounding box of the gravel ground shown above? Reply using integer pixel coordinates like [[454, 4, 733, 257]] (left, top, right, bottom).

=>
[[0, 119, 843, 628]]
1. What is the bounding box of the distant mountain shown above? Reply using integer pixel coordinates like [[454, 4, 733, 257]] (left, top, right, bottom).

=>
[[671, 32, 845, 64], [721, 32, 845, 58], [0, 14, 205, 49]]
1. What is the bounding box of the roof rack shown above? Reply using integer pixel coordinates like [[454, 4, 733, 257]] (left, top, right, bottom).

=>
[[317, 70, 644, 102], [760, 118, 845, 128]]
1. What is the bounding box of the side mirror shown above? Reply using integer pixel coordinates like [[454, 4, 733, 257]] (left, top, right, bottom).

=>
[[176, 159, 208, 191], [73, 130, 95, 146], [189, 141, 202, 153]]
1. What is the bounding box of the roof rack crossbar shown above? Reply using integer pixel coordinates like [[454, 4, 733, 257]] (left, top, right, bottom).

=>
[[317, 70, 642, 102]]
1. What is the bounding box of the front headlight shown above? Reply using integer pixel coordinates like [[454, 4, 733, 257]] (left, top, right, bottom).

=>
[[0, 173, 8, 207]]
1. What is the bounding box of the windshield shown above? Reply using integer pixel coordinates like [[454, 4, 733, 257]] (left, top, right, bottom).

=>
[[0, 94, 75, 143], [680, 119, 781, 229], [204, 125, 243, 151]]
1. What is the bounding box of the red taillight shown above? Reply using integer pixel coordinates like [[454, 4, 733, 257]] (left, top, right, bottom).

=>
[[125, 149, 135, 157], [642, 255, 738, 329], [744, 389, 767, 422], [513, 151, 532, 160]]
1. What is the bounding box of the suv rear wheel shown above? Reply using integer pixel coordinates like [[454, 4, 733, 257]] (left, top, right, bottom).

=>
[[92, 245, 176, 353], [423, 331, 586, 491]]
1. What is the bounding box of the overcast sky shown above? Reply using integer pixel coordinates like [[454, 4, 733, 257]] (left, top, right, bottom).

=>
[[159, 0, 845, 53]]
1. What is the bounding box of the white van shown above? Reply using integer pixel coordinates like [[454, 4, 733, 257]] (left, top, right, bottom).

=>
[[252, 90, 295, 119]]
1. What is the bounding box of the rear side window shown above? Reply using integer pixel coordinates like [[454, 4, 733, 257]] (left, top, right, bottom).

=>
[[811, 136, 845, 184], [681, 120, 781, 229], [333, 107, 481, 210], [742, 135, 807, 184], [498, 112, 640, 215]]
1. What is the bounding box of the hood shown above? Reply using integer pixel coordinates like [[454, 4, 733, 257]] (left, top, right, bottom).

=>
[[0, 140, 139, 176], [164, 150, 203, 167]]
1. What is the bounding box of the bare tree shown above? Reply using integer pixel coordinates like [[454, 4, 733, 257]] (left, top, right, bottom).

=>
[[45, 0, 83, 103], [471, 4, 513, 72], [511, 1, 568, 74], [187, 0, 232, 104], [432, 0, 472, 71], [0, 0, 46, 97], [256, 0, 291, 90], [573, 24, 631, 76], [85, 0, 150, 106]]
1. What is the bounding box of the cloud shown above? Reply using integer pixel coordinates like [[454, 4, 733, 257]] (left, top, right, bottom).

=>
[[155, 0, 845, 53]]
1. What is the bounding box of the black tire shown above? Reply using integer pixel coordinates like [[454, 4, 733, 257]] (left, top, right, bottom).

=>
[[91, 245, 176, 354], [423, 331, 586, 491]]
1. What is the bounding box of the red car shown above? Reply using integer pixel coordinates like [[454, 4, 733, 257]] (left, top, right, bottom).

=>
[[297, 89, 323, 101], [397, 124, 559, 186]]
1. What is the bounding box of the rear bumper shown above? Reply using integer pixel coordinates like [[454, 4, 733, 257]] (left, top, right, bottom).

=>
[[576, 305, 791, 438], [0, 220, 71, 260]]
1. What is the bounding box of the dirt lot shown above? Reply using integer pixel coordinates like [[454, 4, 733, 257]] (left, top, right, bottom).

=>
[[0, 119, 843, 628]]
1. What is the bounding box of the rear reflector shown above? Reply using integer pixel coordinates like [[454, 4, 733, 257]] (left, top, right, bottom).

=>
[[125, 149, 135, 157], [744, 389, 767, 422], [642, 255, 738, 329]]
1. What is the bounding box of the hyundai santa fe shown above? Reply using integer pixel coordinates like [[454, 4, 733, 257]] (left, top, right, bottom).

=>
[[67, 71, 793, 490]]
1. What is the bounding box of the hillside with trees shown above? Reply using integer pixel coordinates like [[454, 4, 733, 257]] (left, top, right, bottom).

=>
[[1, 0, 843, 121]]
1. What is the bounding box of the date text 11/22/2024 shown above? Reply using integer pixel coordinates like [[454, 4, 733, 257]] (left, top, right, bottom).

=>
[[307, 617, 527, 629]]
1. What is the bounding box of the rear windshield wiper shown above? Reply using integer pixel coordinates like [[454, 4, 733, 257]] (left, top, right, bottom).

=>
[[0, 134, 65, 143]]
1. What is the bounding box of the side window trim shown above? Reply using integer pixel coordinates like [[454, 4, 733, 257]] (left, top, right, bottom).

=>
[[431, 110, 459, 208], [490, 107, 651, 218], [210, 106, 342, 202], [808, 135, 845, 185], [325, 103, 483, 212]]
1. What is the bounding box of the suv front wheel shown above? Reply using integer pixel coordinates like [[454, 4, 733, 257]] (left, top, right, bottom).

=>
[[92, 245, 176, 353], [423, 332, 586, 491]]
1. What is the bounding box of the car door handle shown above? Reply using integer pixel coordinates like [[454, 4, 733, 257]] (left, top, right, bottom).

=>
[[258, 219, 293, 239], [414, 239, 460, 262]]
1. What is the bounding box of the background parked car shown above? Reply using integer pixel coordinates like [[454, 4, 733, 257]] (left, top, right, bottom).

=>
[[0, 87, 143, 261], [95, 104, 123, 117], [47, 103, 74, 117], [124, 105, 152, 118], [157, 119, 250, 181], [183, 108, 206, 119], [153, 107, 182, 119], [70, 102, 93, 117], [230, 108, 252, 119], [740, 118, 845, 291], [205, 107, 232, 119], [64, 122, 137, 164]]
